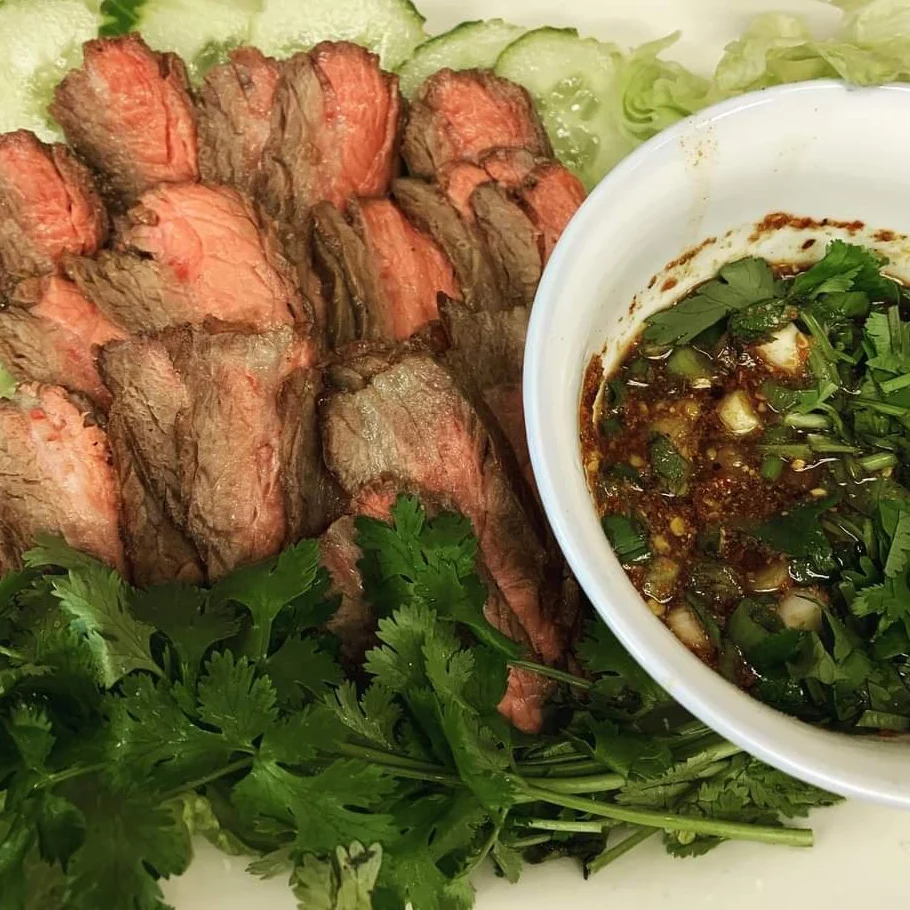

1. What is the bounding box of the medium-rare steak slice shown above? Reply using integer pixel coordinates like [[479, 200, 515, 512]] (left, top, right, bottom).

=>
[[0, 383, 124, 572], [471, 183, 541, 308], [391, 178, 504, 312], [169, 324, 316, 579], [122, 183, 302, 325], [440, 300, 533, 491], [0, 131, 107, 286], [402, 69, 550, 178], [322, 350, 566, 731], [197, 47, 281, 195], [70, 183, 304, 333], [107, 410, 204, 587], [51, 35, 199, 201], [352, 198, 460, 341], [518, 161, 585, 263], [257, 42, 401, 224], [0, 276, 126, 407]]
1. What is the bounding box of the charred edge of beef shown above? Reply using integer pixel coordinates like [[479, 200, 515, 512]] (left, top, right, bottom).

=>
[[310, 202, 385, 348], [107, 409, 204, 587], [196, 46, 282, 194], [391, 177, 505, 313], [470, 182, 541, 308], [279, 365, 347, 541]]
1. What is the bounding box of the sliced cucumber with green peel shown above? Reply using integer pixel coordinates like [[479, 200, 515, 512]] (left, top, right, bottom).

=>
[[99, 0, 261, 79], [0, 0, 100, 140], [495, 27, 634, 192], [251, 0, 426, 70], [398, 19, 526, 98]]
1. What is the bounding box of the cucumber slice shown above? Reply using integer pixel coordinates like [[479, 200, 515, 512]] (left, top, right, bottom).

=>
[[0, 0, 101, 141], [495, 27, 634, 192], [99, 0, 260, 79], [251, 0, 426, 70], [398, 19, 526, 98]]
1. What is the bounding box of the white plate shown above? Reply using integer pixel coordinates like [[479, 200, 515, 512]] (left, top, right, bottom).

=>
[[163, 1, 910, 906]]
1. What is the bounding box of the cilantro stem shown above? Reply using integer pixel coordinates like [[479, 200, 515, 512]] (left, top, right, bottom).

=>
[[880, 373, 910, 395], [524, 773, 626, 795], [854, 397, 910, 417], [0, 644, 26, 662], [34, 761, 109, 792], [521, 759, 607, 778], [334, 743, 464, 787], [164, 757, 255, 799], [506, 834, 553, 850], [585, 827, 656, 876], [520, 785, 814, 847], [520, 818, 614, 834], [508, 660, 593, 690], [461, 818, 505, 878]]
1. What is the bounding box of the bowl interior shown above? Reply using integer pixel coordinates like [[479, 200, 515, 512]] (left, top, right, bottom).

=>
[[525, 81, 910, 806]]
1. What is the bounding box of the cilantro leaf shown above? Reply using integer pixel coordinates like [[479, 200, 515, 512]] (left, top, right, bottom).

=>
[[107, 675, 234, 790], [643, 257, 779, 345], [47, 563, 160, 689], [64, 792, 191, 910], [327, 681, 401, 751], [266, 636, 343, 708], [357, 497, 521, 658], [745, 495, 839, 567], [36, 794, 85, 870], [5, 705, 54, 773], [649, 433, 691, 496], [211, 540, 324, 661], [290, 842, 382, 910], [232, 758, 399, 855], [728, 300, 797, 342], [791, 240, 899, 303], [131, 584, 241, 681], [197, 652, 278, 750]]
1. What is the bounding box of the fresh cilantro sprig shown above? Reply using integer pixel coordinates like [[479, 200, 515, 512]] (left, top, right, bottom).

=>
[[0, 498, 836, 909]]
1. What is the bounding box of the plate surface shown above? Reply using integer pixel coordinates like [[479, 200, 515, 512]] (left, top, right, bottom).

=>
[[162, 1, 910, 906]]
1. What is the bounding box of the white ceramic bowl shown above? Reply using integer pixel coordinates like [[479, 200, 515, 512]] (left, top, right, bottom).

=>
[[525, 80, 910, 808]]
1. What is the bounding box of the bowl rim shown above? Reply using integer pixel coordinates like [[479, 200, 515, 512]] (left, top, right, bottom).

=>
[[524, 79, 910, 807]]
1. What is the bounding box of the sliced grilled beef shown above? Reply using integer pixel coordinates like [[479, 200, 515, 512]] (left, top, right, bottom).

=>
[[391, 178, 503, 312], [0, 131, 107, 286], [66, 251, 184, 334], [0, 276, 126, 407], [51, 35, 199, 201], [402, 69, 550, 178], [322, 350, 565, 730], [438, 160, 489, 223], [470, 183, 541, 307], [197, 47, 281, 194], [320, 515, 373, 662], [106, 410, 204, 587], [352, 198, 460, 340], [257, 42, 401, 224], [0, 383, 124, 572], [70, 183, 303, 333], [480, 147, 537, 186], [278, 367, 345, 541], [168, 325, 315, 578], [310, 202, 384, 347], [518, 161, 585, 263], [441, 300, 532, 490], [99, 336, 189, 530]]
